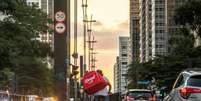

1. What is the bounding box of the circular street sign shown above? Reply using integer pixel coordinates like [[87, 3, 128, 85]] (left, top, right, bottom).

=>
[[55, 23, 66, 34], [55, 11, 66, 22]]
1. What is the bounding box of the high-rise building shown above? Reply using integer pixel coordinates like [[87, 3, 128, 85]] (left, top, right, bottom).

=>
[[139, 0, 152, 62], [116, 36, 129, 93], [26, 0, 54, 46], [113, 57, 120, 93], [137, 0, 186, 62], [130, 0, 140, 62]]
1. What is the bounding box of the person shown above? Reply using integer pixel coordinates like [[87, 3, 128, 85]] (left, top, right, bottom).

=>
[[93, 69, 112, 101]]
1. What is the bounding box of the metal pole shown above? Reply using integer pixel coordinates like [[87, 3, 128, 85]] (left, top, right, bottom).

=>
[[82, 0, 88, 73], [81, 1, 88, 100], [67, 0, 71, 100], [54, 0, 70, 100], [74, 0, 78, 100]]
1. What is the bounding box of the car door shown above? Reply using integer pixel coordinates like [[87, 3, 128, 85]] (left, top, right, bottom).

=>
[[165, 74, 185, 101]]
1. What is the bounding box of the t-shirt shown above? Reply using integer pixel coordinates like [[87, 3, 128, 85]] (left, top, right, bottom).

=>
[[94, 76, 109, 96]]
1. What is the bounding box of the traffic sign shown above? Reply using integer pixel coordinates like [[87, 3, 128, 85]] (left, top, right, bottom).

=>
[[55, 22, 66, 34], [137, 80, 150, 85], [55, 11, 66, 22]]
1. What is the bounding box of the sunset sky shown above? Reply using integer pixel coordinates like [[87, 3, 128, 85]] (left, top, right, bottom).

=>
[[75, 0, 129, 90]]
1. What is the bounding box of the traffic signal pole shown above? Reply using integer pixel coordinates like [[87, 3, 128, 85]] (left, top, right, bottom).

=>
[[54, 0, 70, 101]]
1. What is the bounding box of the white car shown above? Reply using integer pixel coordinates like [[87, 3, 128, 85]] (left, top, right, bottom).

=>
[[164, 69, 201, 101]]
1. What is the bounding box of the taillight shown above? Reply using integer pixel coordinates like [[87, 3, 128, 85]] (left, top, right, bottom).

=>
[[126, 96, 134, 101], [179, 87, 201, 99], [149, 95, 156, 101]]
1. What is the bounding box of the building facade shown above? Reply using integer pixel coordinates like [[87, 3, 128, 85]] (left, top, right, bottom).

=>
[[114, 37, 129, 93], [130, 0, 140, 63], [113, 57, 120, 93], [137, 0, 186, 62], [116, 37, 129, 93]]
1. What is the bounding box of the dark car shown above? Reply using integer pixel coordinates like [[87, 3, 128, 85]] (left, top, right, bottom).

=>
[[124, 89, 156, 101]]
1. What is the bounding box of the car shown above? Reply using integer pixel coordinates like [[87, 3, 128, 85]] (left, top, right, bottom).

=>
[[123, 89, 156, 101], [0, 91, 9, 101], [164, 68, 201, 101]]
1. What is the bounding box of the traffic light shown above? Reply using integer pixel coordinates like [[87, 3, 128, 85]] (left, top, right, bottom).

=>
[[71, 65, 79, 77]]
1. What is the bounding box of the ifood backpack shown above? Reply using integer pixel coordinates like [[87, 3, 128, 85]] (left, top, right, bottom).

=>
[[81, 71, 108, 94]]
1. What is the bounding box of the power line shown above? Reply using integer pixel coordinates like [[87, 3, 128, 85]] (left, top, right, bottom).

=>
[[86, 15, 96, 71]]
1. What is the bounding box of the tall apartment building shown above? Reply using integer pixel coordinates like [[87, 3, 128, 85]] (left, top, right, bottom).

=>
[[137, 0, 186, 62], [139, 0, 152, 62], [114, 37, 129, 93], [130, 0, 140, 62], [113, 57, 120, 93], [26, 0, 54, 45]]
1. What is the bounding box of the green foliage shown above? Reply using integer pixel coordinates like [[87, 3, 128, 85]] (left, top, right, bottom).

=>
[[0, 0, 54, 96], [13, 57, 54, 96], [169, 28, 194, 55], [174, 0, 201, 37], [0, 68, 14, 88]]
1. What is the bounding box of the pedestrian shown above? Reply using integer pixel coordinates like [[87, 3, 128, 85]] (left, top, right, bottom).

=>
[[93, 69, 112, 101]]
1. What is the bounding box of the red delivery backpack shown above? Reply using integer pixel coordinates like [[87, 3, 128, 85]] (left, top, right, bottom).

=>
[[81, 71, 108, 94]]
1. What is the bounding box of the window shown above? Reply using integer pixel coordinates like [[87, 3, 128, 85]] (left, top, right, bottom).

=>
[[156, 22, 165, 26], [156, 29, 164, 33], [156, 15, 164, 19], [122, 62, 127, 65], [155, 7, 164, 11], [173, 74, 184, 88], [155, 0, 164, 4], [122, 54, 127, 57], [187, 75, 201, 87], [156, 44, 164, 48], [122, 46, 127, 49]]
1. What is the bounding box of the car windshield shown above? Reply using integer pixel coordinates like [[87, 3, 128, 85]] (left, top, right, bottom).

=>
[[187, 75, 201, 87], [128, 91, 152, 98]]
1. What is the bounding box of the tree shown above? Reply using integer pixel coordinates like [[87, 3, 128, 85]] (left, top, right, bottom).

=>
[[127, 61, 142, 88], [0, 0, 54, 96], [13, 57, 54, 96], [174, 0, 201, 38], [0, 68, 14, 89]]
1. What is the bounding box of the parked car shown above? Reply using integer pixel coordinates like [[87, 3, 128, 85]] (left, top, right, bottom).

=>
[[123, 89, 156, 101], [164, 68, 201, 101]]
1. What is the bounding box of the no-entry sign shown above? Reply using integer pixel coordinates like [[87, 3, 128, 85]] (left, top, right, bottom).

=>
[[55, 22, 66, 34]]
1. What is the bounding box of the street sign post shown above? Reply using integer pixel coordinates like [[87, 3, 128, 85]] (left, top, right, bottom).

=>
[[54, 0, 70, 101]]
